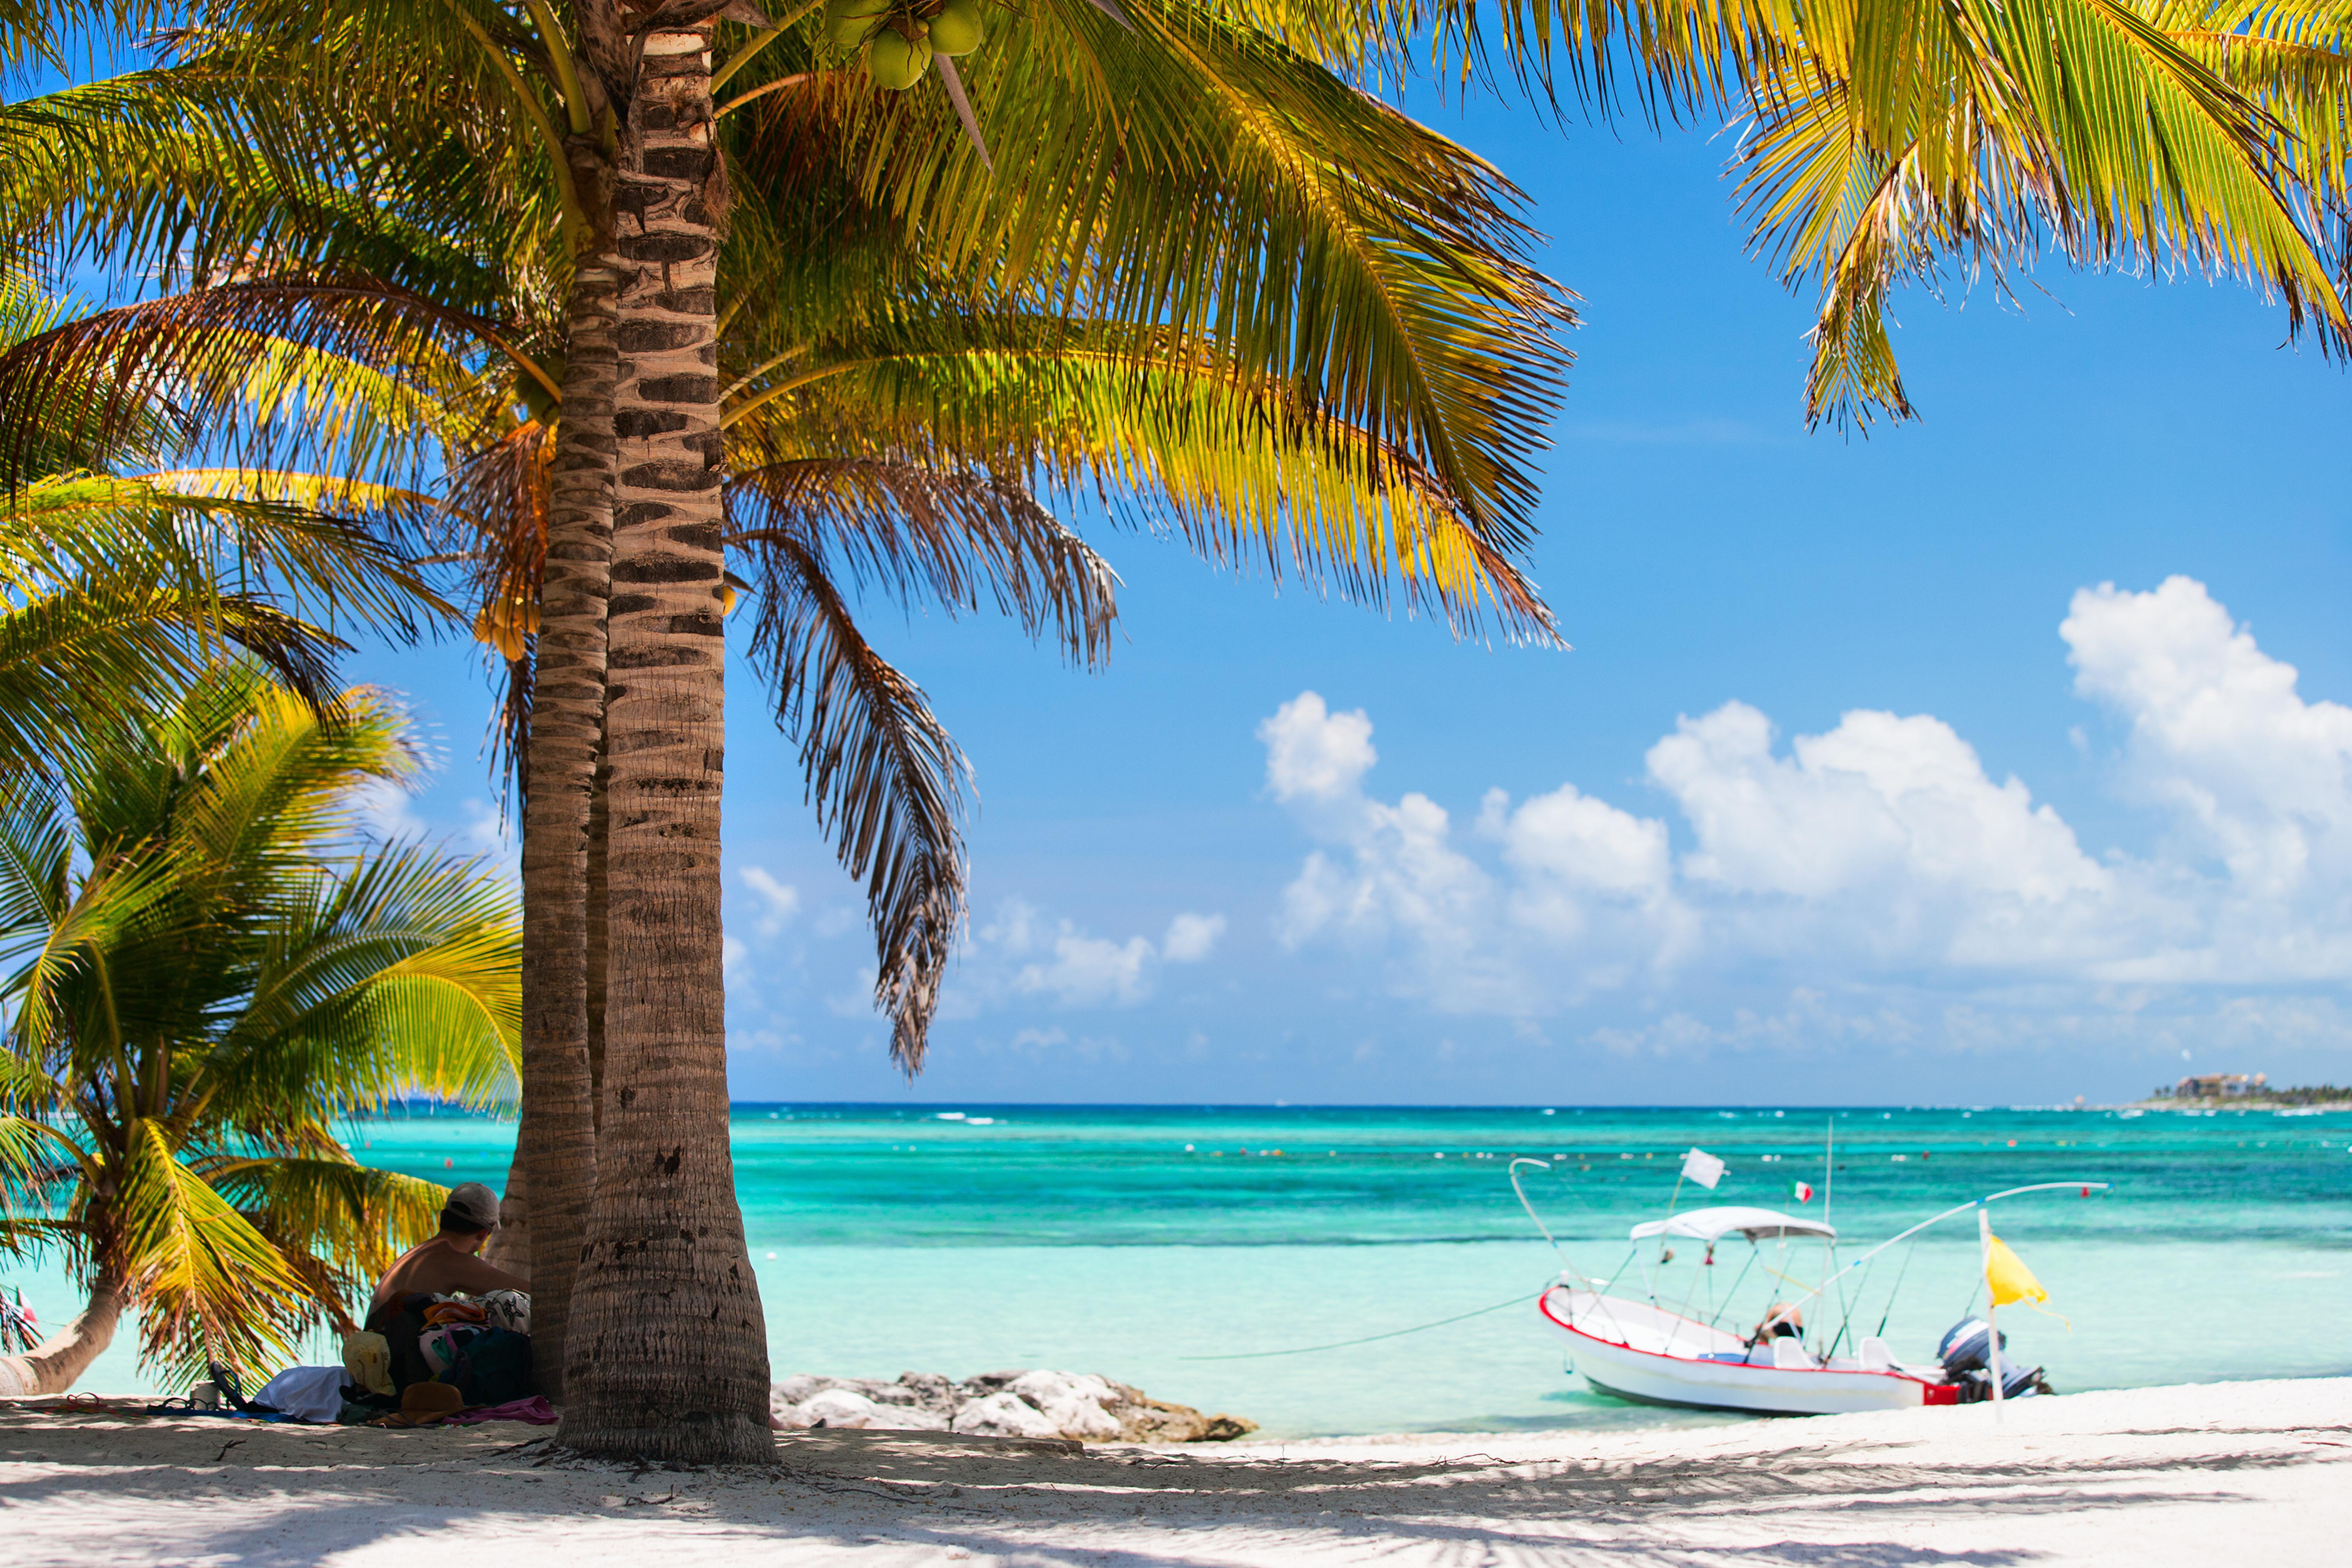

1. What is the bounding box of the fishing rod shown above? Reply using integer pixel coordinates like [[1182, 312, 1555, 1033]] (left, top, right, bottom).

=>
[[1510, 1158, 1597, 1289], [1871, 1240, 1920, 1339], [1749, 1181, 2111, 1340]]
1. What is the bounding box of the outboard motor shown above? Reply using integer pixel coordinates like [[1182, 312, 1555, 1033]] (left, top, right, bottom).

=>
[[1938, 1318, 2003, 1375], [1938, 1318, 2049, 1402]]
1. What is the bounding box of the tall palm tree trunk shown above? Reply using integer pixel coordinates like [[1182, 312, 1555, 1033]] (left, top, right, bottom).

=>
[[508, 255, 625, 1399], [0, 1259, 125, 1397], [558, 20, 771, 1463]]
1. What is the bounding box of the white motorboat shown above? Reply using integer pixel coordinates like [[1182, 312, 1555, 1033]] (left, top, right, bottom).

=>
[[1515, 1157, 2108, 1417], [1538, 1207, 1956, 1413]]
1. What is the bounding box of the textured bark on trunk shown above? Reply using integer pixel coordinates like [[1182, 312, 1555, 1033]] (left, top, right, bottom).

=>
[[558, 22, 771, 1465], [511, 255, 624, 1399], [481, 1160, 528, 1272], [0, 1259, 126, 1397], [586, 752, 609, 1124]]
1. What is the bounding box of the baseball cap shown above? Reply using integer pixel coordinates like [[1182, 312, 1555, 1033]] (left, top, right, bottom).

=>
[[443, 1181, 500, 1230]]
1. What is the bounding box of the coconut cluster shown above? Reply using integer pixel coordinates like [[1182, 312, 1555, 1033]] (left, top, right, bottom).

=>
[[472, 593, 538, 661], [825, 0, 987, 90]]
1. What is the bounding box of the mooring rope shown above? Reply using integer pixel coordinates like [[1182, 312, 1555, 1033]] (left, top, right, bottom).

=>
[[1177, 1290, 1541, 1361]]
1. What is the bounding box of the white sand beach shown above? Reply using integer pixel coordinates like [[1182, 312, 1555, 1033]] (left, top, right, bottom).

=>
[[5, 1376, 2346, 1566]]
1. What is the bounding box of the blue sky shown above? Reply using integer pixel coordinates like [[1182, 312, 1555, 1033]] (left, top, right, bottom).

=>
[[355, 97, 2352, 1107]]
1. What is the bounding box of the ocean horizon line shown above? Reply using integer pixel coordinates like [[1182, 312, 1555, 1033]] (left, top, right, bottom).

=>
[[353, 1096, 2289, 1117]]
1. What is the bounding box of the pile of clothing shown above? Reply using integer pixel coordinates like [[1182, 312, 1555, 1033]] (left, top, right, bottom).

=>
[[349, 1287, 539, 1424], [236, 1288, 546, 1427]]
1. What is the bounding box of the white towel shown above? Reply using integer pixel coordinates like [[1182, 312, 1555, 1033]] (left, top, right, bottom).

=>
[[253, 1365, 348, 1423]]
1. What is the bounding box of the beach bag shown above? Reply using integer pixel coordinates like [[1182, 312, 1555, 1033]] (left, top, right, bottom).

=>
[[446, 1327, 537, 1408], [477, 1289, 531, 1335], [419, 1323, 490, 1378]]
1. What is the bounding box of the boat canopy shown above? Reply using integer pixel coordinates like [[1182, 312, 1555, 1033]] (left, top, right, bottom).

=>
[[1630, 1206, 1837, 1243]]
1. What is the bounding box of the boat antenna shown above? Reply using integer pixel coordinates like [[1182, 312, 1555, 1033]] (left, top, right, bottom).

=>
[[1510, 1158, 1597, 1289]]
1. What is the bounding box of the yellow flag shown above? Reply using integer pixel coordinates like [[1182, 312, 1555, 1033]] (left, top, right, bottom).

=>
[[1985, 1235, 2047, 1308]]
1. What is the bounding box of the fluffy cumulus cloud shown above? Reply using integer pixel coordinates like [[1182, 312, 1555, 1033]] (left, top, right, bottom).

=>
[[936, 898, 1232, 1013], [1162, 912, 1227, 963], [1261, 578, 2352, 1046], [739, 866, 801, 936]]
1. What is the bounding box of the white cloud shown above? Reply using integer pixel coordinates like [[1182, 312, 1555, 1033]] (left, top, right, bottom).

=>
[[739, 866, 801, 936], [2067, 577, 2352, 889], [1019, 932, 1155, 1007], [1259, 692, 1377, 805], [355, 780, 429, 841], [1260, 579, 2352, 1023], [944, 897, 1232, 1012], [1162, 912, 1227, 963], [460, 800, 518, 864]]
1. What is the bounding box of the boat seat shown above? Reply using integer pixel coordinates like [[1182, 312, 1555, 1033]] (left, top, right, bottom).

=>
[[1858, 1336, 1895, 1372], [1771, 1337, 1816, 1370]]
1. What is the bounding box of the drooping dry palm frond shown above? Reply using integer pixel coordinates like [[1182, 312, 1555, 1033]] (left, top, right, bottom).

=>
[[727, 452, 1121, 669], [734, 516, 969, 1074], [441, 419, 552, 785]]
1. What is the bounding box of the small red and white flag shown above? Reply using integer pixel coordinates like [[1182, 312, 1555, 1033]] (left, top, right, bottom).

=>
[[1791, 1180, 1815, 1204]]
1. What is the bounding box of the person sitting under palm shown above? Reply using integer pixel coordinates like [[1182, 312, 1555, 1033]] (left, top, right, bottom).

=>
[[370, 1184, 527, 1309]]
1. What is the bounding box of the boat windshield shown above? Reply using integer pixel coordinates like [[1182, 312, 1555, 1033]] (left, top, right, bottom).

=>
[[1628, 1206, 1838, 1244]]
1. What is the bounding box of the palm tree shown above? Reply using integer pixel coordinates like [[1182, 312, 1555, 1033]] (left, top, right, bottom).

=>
[[568, 0, 1596, 1459], [2, 5, 1574, 1443], [0, 661, 521, 1396]]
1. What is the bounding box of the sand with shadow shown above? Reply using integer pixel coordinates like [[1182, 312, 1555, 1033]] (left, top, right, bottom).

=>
[[3, 1376, 2345, 1566]]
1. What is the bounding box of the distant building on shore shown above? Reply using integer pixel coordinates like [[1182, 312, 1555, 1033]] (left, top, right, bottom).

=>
[[2174, 1072, 2268, 1099]]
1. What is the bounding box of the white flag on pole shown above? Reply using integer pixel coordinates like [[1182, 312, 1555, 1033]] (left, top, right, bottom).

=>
[[1681, 1147, 1726, 1189]]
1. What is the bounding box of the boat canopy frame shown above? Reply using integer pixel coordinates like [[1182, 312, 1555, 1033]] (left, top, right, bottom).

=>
[[1512, 1158, 2114, 1357]]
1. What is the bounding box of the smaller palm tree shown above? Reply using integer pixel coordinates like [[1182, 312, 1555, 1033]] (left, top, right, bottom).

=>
[[0, 662, 521, 1397]]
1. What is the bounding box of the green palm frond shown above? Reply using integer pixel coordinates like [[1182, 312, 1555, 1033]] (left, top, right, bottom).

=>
[[1729, 0, 2352, 424], [0, 662, 522, 1379], [203, 1150, 448, 1325], [205, 843, 521, 1125], [0, 809, 188, 1060], [725, 0, 1576, 570], [0, 571, 353, 762], [140, 674, 414, 880], [116, 1117, 316, 1381], [0, 35, 565, 300], [728, 325, 1559, 639], [0, 1115, 89, 1260]]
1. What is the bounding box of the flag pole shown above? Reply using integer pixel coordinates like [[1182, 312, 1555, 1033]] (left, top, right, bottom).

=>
[[1824, 1116, 1833, 1228], [1980, 1201, 2003, 1423]]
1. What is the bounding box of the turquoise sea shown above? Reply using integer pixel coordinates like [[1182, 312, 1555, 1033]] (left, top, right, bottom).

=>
[[19, 1104, 2351, 1437]]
